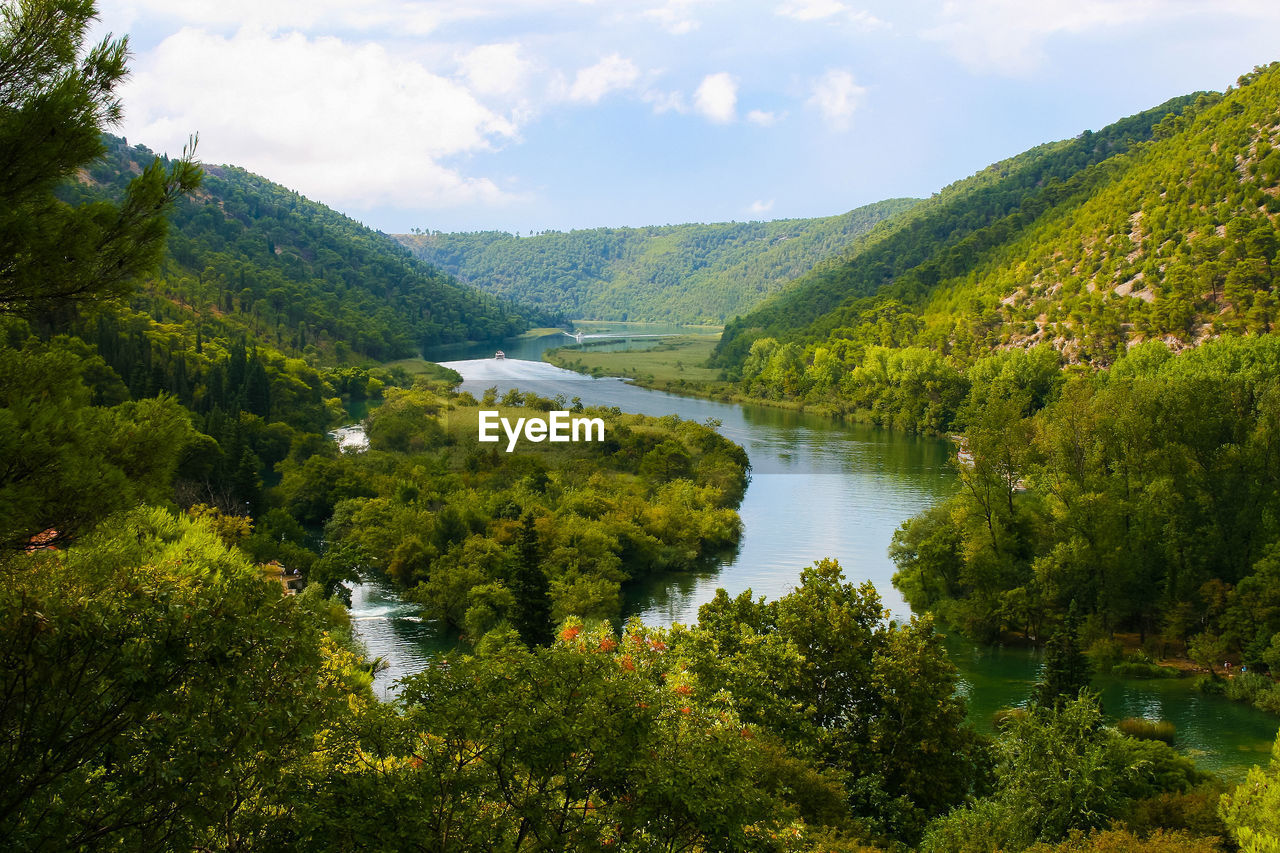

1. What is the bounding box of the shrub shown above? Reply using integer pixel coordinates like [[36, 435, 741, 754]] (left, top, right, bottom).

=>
[[1112, 661, 1181, 679], [993, 706, 1030, 729], [1224, 671, 1273, 703], [1124, 783, 1229, 838], [1086, 638, 1124, 673], [1193, 675, 1224, 695], [1024, 828, 1220, 852], [1251, 684, 1280, 714], [1117, 717, 1176, 744]]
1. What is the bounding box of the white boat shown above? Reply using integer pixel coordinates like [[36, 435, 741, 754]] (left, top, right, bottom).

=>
[[494, 350, 505, 360]]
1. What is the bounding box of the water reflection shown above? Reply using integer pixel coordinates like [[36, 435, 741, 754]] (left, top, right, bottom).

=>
[[344, 354, 1280, 779], [440, 357, 955, 621], [944, 633, 1279, 780]]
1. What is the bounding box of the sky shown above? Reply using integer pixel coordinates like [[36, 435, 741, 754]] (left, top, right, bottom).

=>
[[94, 0, 1280, 235]]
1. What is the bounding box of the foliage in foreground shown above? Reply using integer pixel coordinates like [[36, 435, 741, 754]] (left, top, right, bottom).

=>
[[4, 516, 1255, 852], [920, 697, 1213, 852], [0, 508, 363, 850], [1220, 733, 1280, 853]]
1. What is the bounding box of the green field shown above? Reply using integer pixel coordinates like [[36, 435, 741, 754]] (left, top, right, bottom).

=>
[[378, 358, 463, 385], [544, 334, 734, 396], [517, 326, 572, 338]]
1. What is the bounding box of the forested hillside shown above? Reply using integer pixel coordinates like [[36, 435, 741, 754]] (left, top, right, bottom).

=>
[[62, 135, 533, 362], [712, 92, 1207, 369], [396, 198, 917, 324], [721, 66, 1280, 387], [7, 2, 1280, 850], [691, 62, 1280, 717]]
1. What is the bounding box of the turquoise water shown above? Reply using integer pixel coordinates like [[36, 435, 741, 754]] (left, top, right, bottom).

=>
[[945, 634, 1278, 780]]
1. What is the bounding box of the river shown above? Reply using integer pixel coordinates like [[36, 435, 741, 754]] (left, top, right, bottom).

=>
[[347, 330, 1280, 779]]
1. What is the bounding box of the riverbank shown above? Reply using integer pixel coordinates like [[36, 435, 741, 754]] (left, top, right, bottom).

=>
[[541, 334, 855, 414], [539, 333, 946, 426], [543, 334, 729, 392], [369, 348, 1280, 781], [942, 631, 1278, 780]]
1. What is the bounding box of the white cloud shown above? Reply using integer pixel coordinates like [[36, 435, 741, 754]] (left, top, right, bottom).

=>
[[807, 68, 865, 130], [747, 199, 775, 215], [643, 0, 713, 35], [846, 10, 887, 30], [100, 0, 465, 37], [694, 72, 737, 123], [776, 1, 886, 28], [777, 0, 847, 21], [458, 43, 531, 97], [119, 27, 519, 209], [746, 109, 780, 126], [567, 54, 641, 103], [644, 90, 688, 114], [922, 0, 1165, 75]]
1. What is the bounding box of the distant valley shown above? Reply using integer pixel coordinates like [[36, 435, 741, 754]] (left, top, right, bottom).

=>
[[395, 198, 917, 325]]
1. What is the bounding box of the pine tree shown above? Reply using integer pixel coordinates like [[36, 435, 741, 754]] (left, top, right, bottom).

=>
[[244, 350, 270, 417], [0, 0, 201, 315], [511, 513, 552, 646], [232, 446, 262, 515], [1032, 601, 1093, 709]]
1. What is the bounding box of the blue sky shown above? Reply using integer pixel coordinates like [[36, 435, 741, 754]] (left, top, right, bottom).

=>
[[96, 0, 1280, 234]]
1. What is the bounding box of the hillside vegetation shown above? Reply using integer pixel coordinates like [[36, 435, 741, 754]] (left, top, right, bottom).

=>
[[7, 3, 1280, 849], [63, 135, 533, 362], [713, 94, 1211, 369], [396, 198, 917, 324], [720, 66, 1280, 391], [690, 62, 1280, 712]]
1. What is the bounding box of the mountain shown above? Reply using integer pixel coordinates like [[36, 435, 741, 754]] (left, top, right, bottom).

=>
[[394, 198, 918, 325], [712, 89, 1224, 369], [62, 135, 535, 362]]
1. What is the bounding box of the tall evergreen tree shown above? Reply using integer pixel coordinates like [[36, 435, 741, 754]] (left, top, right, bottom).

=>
[[511, 513, 552, 646], [0, 0, 200, 315], [1032, 601, 1093, 709], [244, 350, 270, 417]]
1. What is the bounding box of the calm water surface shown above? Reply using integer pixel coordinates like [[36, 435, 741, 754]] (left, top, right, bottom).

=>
[[348, 337, 1280, 779]]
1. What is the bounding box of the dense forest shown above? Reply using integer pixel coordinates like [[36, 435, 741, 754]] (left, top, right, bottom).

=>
[[4, 2, 1280, 851], [887, 339, 1280, 697], [62, 135, 535, 362], [705, 64, 1280, 717], [719, 66, 1280, 379], [396, 198, 917, 325]]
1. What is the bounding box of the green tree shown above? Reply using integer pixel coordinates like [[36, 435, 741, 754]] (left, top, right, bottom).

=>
[[1033, 602, 1094, 709], [0, 508, 366, 850], [0, 340, 195, 550], [1188, 632, 1230, 676], [688, 559, 985, 844], [292, 624, 809, 852], [1219, 728, 1280, 853], [922, 697, 1137, 852], [511, 513, 552, 646], [309, 540, 365, 605], [0, 0, 200, 315]]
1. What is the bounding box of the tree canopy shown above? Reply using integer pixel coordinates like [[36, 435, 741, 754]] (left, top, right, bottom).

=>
[[0, 0, 200, 315]]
